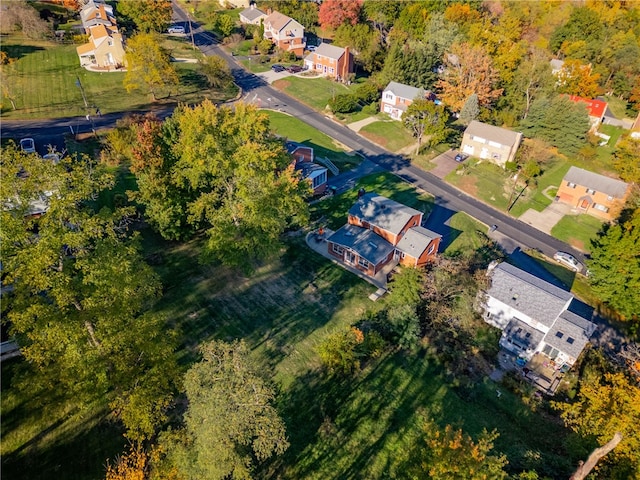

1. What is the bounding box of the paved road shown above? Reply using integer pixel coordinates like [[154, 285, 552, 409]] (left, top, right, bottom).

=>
[[2, 1, 587, 266]]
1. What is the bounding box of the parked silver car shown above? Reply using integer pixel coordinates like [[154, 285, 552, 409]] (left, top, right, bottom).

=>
[[553, 251, 583, 273], [20, 137, 36, 154]]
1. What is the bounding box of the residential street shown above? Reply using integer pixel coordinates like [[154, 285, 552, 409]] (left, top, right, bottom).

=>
[[1, 0, 587, 266]]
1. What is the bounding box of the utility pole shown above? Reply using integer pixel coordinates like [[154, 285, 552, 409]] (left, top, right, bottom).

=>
[[75, 76, 96, 136], [189, 10, 196, 50]]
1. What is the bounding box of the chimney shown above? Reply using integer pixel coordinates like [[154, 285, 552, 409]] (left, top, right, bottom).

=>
[[342, 46, 350, 81]]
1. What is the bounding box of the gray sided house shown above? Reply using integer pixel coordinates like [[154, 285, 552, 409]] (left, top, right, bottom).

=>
[[483, 262, 595, 368], [239, 5, 267, 25], [460, 121, 523, 167]]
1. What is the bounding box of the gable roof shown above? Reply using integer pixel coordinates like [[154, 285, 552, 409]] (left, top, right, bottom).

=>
[[395, 226, 441, 258], [240, 6, 266, 21], [264, 11, 300, 32], [314, 43, 347, 61], [567, 95, 608, 118], [504, 317, 545, 353], [465, 121, 522, 148], [349, 193, 422, 236], [487, 262, 573, 328], [328, 224, 395, 265], [285, 141, 313, 158], [544, 311, 594, 359], [76, 41, 96, 55], [383, 81, 422, 101], [564, 166, 629, 198]]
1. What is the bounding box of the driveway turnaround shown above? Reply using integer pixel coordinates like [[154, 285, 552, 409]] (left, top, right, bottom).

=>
[[519, 202, 573, 236]]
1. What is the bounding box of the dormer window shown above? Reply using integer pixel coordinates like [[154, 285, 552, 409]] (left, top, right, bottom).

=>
[[555, 331, 564, 338], [566, 337, 575, 344]]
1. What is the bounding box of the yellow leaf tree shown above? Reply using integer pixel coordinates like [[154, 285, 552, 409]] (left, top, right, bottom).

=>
[[124, 33, 179, 101]]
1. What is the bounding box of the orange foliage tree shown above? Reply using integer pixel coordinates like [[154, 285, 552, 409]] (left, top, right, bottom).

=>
[[318, 0, 362, 30], [556, 59, 601, 98], [436, 42, 503, 112]]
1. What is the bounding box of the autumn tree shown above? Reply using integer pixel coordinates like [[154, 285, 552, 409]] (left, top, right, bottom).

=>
[[555, 59, 601, 98], [318, 0, 362, 30], [403, 99, 448, 154], [612, 136, 640, 185], [0, 0, 51, 38], [520, 95, 590, 155], [587, 209, 640, 320], [436, 42, 503, 112], [0, 145, 177, 441], [317, 327, 365, 375], [124, 33, 179, 101], [105, 444, 148, 480], [125, 101, 310, 271], [117, 0, 172, 33], [552, 372, 640, 478], [159, 340, 289, 480]]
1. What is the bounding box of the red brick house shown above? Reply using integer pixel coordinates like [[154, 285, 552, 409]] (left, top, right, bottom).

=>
[[303, 43, 353, 81], [327, 193, 441, 277], [263, 11, 305, 57]]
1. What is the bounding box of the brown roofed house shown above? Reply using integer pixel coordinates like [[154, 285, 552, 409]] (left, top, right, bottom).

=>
[[263, 11, 305, 57]]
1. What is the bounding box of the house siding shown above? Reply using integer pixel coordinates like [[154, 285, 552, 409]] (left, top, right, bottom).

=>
[[327, 241, 391, 275], [556, 181, 628, 221], [305, 50, 353, 79], [460, 132, 521, 167], [399, 237, 440, 267]]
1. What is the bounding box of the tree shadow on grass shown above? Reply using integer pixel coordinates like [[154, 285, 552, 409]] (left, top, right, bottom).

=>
[[0, 44, 45, 61], [178, 69, 209, 91]]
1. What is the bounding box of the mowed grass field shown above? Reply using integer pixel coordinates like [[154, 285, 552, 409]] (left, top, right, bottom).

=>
[[358, 119, 416, 153], [264, 110, 360, 172], [272, 76, 359, 111], [2, 170, 576, 479], [1, 35, 236, 120]]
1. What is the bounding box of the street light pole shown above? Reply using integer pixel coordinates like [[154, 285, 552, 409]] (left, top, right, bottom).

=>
[[188, 10, 196, 50]]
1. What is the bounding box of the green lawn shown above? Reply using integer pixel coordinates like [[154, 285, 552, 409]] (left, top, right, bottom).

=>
[[444, 212, 490, 257], [410, 143, 451, 171], [272, 76, 359, 111], [1, 35, 236, 120], [2, 168, 579, 480], [551, 214, 604, 251], [358, 120, 416, 153], [239, 57, 272, 73], [264, 110, 360, 172], [310, 172, 434, 230]]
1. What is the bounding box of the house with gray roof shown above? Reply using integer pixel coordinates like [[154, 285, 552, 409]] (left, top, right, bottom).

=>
[[460, 120, 523, 167], [327, 193, 441, 278], [483, 262, 595, 368], [263, 10, 305, 57], [380, 81, 431, 120], [239, 4, 266, 25], [556, 166, 630, 221], [303, 43, 354, 80]]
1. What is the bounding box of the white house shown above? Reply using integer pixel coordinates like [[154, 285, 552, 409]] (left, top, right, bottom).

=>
[[483, 262, 595, 368], [460, 121, 523, 167], [239, 4, 266, 25]]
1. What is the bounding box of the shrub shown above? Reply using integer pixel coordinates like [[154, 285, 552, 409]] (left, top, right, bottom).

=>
[[362, 102, 379, 115], [329, 94, 358, 114], [354, 83, 379, 104]]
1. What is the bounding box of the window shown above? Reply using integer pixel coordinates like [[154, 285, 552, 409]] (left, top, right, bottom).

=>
[[567, 182, 576, 188], [593, 203, 609, 212], [316, 63, 322, 70], [332, 244, 344, 255], [329, 67, 334, 74], [555, 331, 564, 338], [607, 195, 613, 201], [488, 140, 502, 148], [312, 171, 326, 188], [566, 337, 575, 344], [385, 93, 393, 100], [586, 188, 596, 194], [427, 244, 436, 255], [358, 258, 369, 269]]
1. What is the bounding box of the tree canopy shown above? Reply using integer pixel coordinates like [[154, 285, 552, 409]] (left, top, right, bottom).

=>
[[0, 145, 177, 441], [160, 340, 288, 480], [118, 0, 172, 33], [124, 100, 310, 271], [403, 99, 448, 154], [587, 209, 640, 320]]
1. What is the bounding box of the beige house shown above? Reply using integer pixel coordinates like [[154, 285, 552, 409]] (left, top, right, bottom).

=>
[[76, 24, 125, 70], [460, 120, 523, 167], [263, 11, 305, 57], [239, 4, 267, 25]]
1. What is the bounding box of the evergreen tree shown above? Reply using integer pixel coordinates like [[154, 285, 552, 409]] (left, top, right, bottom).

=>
[[459, 93, 479, 125]]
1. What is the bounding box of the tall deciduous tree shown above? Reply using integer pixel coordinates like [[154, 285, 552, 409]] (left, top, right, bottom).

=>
[[199, 55, 233, 89], [520, 95, 590, 155], [318, 0, 362, 30], [612, 136, 640, 185], [555, 59, 601, 98], [403, 99, 448, 154], [436, 42, 503, 112], [587, 209, 640, 320], [0, 145, 177, 441], [160, 340, 289, 480], [118, 0, 172, 33], [124, 33, 179, 101], [552, 372, 640, 477], [126, 101, 310, 271]]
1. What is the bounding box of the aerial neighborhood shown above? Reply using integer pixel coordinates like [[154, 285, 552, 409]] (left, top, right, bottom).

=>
[[1, 1, 639, 480]]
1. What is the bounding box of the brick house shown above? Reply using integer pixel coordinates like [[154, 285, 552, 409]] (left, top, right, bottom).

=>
[[76, 24, 125, 69], [303, 43, 353, 81], [327, 193, 441, 277], [556, 166, 630, 220], [380, 81, 430, 120], [263, 11, 305, 57], [460, 120, 523, 167], [285, 142, 328, 195]]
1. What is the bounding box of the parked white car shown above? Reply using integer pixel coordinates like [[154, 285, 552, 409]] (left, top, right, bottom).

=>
[[553, 251, 583, 273], [20, 138, 36, 154], [167, 25, 185, 34]]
